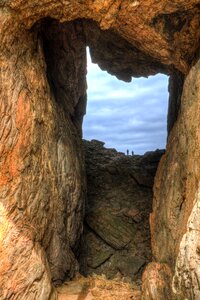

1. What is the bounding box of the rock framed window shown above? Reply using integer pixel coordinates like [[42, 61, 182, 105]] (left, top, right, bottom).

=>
[[84, 48, 169, 154], [0, 2, 199, 298]]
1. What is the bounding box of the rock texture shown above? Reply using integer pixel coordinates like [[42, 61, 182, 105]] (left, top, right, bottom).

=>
[[167, 71, 184, 134], [142, 263, 173, 300], [0, 19, 87, 299], [84, 20, 169, 81], [80, 140, 164, 282], [1, 0, 200, 76], [0, 0, 200, 299], [145, 54, 200, 300], [56, 274, 141, 300]]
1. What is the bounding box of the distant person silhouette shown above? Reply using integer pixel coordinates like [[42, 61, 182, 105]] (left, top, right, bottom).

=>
[[127, 149, 129, 155], [132, 151, 134, 156]]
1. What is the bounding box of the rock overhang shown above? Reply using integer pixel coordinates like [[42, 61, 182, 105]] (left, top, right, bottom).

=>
[[1, 0, 199, 78], [0, 1, 200, 298]]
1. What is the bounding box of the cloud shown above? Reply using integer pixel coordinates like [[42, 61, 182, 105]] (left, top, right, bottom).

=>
[[83, 50, 169, 154]]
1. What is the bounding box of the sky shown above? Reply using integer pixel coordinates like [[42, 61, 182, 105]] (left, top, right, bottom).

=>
[[83, 49, 169, 155]]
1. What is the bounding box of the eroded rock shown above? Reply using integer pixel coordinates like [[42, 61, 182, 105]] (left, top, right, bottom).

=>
[[0, 0, 200, 298], [80, 140, 164, 280], [150, 50, 200, 299], [86, 209, 136, 250], [0, 19, 87, 298], [142, 263, 173, 300], [83, 231, 114, 269]]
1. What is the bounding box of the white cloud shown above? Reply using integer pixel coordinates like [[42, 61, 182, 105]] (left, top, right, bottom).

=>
[[83, 51, 169, 154]]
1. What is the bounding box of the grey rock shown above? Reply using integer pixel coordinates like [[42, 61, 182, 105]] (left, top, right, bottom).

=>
[[85, 231, 114, 269], [86, 209, 136, 250], [80, 140, 163, 280]]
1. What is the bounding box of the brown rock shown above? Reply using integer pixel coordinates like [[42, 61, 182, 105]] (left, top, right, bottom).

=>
[[142, 262, 173, 300], [1, 0, 199, 74], [150, 55, 200, 299], [0, 19, 87, 298], [112, 253, 146, 277], [81, 140, 162, 280], [0, 0, 200, 298], [82, 231, 114, 270], [86, 209, 136, 250]]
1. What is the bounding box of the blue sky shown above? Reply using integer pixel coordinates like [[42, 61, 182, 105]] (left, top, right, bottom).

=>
[[83, 50, 169, 154]]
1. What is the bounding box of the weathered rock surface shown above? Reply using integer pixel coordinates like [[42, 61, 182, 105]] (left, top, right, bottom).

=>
[[142, 263, 173, 300], [0, 0, 200, 298], [0, 19, 87, 299], [56, 274, 141, 300], [80, 140, 164, 281], [1, 0, 199, 75], [146, 55, 200, 300]]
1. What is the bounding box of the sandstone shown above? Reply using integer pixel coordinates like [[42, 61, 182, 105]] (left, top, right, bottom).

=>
[[142, 263, 173, 300], [150, 52, 200, 299], [57, 275, 140, 300], [0, 18, 87, 298], [0, 0, 200, 298]]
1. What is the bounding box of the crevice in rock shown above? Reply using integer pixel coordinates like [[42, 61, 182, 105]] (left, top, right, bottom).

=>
[[90, 253, 114, 270], [79, 140, 164, 282], [1, 4, 199, 297], [39, 18, 87, 135], [167, 70, 185, 134], [84, 221, 120, 251]]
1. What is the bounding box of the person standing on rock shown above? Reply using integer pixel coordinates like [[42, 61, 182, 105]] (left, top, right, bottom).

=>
[[132, 151, 134, 156], [127, 149, 129, 155]]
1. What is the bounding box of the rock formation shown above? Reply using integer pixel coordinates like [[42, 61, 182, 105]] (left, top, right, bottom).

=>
[[80, 140, 164, 282], [0, 0, 200, 299], [0, 18, 87, 300], [147, 55, 200, 300]]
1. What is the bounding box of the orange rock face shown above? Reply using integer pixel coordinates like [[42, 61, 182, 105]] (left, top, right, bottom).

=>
[[0, 0, 200, 299], [0, 18, 87, 299], [142, 262, 173, 300], [149, 55, 200, 299]]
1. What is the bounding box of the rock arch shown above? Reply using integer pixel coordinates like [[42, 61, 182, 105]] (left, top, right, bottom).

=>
[[0, 1, 199, 298]]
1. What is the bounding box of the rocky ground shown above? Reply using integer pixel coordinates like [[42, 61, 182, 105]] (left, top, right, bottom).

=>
[[57, 274, 141, 300], [79, 140, 164, 283]]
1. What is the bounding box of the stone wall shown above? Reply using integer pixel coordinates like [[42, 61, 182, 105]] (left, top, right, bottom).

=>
[[80, 140, 164, 285]]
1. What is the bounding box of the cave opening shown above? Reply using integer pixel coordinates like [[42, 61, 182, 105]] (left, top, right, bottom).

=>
[[39, 16, 183, 293], [79, 47, 169, 283], [1, 0, 199, 297], [83, 48, 169, 154]]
